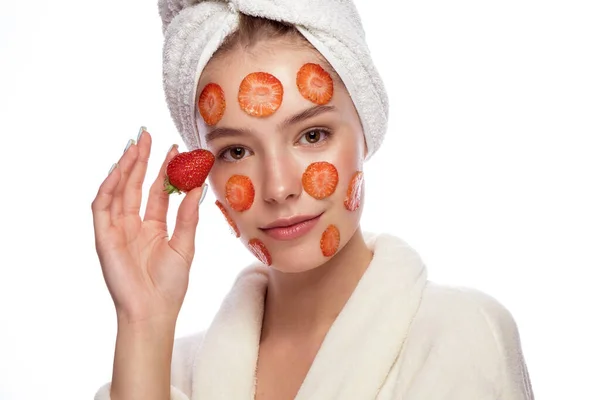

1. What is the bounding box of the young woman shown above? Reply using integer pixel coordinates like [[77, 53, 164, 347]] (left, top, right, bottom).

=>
[[94, 1, 534, 399]]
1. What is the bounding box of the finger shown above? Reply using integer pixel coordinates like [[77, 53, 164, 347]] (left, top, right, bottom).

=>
[[169, 185, 205, 265], [110, 139, 139, 221], [123, 129, 151, 217], [91, 163, 121, 237], [143, 144, 179, 223]]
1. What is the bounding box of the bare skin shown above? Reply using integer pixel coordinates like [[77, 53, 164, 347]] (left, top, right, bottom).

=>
[[255, 230, 373, 399], [199, 41, 374, 398], [92, 131, 204, 400], [94, 40, 373, 400]]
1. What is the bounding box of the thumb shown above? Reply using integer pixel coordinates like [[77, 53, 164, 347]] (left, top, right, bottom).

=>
[[169, 185, 207, 264]]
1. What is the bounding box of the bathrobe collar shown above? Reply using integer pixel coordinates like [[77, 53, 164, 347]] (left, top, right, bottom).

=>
[[191, 233, 428, 399]]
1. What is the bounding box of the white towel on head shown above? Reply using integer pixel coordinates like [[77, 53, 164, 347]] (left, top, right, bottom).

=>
[[159, 0, 389, 160]]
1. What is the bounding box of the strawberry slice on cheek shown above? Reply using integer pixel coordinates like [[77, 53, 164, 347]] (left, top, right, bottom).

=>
[[225, 175, 255, 212], [302, 161, 339, 200]]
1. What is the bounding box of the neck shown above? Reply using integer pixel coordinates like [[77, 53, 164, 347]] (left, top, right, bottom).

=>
[[261, 228, 373, 342]]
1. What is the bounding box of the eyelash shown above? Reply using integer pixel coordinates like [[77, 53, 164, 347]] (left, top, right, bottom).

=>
[[296, 128, 333, 147], [216, 128, 333, 162]]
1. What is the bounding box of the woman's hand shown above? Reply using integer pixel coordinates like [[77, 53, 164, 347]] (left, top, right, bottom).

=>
[[92, 129, 206, 324]]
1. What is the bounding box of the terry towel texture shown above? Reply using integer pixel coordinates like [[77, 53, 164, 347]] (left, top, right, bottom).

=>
[[95, 233, 534, 399], [159, 0, 389, 159]]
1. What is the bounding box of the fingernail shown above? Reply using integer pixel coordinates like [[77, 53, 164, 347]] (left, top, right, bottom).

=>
[[123, 139, 135, 153], [108, 163, 117, 175], [199, 184, 208, 204], [137, 126, 147, 142], [167, 143, 178, 155]]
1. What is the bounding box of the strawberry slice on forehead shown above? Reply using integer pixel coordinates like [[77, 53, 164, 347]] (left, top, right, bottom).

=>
[[238, 72, 284, 117], [296, 63, 334, 105], [198, 83, 226, 126]]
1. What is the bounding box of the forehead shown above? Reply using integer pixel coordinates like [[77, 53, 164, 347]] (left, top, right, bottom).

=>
[[195, 43, 344, 139]]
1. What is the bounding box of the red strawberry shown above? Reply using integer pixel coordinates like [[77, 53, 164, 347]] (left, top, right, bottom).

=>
[[320, 225, 340, 257], [198, 83, 226, 126], [296, 63, 334, 105], [248, 238, 272, 265], [302, 161, 339, 200], [238, 72, 284, 117], [344, 171, 364, 211], [215, 200, 241, 238], [225, 175, 255, 212], [164, 149, 215, 194]]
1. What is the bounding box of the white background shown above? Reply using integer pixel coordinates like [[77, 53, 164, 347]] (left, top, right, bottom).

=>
[[1, 0, 599, 398]]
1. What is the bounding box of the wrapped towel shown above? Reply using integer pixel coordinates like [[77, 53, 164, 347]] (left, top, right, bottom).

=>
[[159, 0, 389, 159]]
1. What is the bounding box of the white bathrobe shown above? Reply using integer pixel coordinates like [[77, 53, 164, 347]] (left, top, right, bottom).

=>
[[95, 233, 534, 399]]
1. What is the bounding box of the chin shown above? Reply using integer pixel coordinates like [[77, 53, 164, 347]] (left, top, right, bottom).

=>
[[270, 257, 325, 274], [262, 228, 346, 273]]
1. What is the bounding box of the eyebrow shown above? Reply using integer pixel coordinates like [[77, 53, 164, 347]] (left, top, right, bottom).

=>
[[279, 105, 336, 130], [205, 126, 255, 143], [204, 105, 336, 143]]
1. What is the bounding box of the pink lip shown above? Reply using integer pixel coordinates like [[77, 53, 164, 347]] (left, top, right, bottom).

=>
[[260, 214, 322, 241]]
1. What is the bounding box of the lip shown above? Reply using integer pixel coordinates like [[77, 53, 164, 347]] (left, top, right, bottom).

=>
[[260, 213, 322, 241]]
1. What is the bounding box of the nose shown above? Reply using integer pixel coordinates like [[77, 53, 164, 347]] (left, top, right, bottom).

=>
[[261, 153, 303, 205]]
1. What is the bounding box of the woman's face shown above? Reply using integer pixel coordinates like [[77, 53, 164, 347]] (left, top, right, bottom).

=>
[[196, 40, 366, 273]]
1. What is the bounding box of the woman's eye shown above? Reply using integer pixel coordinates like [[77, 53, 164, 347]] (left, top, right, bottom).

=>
[[220, 146, 249, 162], [299, 129, 330, 145]]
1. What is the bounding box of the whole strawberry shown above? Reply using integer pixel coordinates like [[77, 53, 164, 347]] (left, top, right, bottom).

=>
[[164, 149, 215, 194]]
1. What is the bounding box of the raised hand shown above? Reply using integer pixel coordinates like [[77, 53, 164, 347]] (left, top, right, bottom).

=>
[[92, 129, 207, 324]]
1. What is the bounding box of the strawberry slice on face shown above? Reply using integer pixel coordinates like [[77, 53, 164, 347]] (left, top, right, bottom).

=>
[[198, 83, 226, 126], [215, 200, 241, 238], [225, 175, 255, 212], [344, 171, 364, 211], [296, 63, 334, 105], [248, 238, 272, 266], [320, 225, 340, 257], [302, 161, 339, 200], [238, 72, 284, 117]]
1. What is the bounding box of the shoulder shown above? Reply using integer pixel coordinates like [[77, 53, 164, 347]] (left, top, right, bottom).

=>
[[419, 282, 519, 336], [409, 282, 524, 365], [170, 331, 207, 393]]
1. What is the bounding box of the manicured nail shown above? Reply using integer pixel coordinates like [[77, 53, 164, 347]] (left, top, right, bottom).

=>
[[199, 184, 208, 205], [167, 143, 178, 155], [108, 163, 117, 175], [123, 139, 135, 153], [137, 126, 147, 142]]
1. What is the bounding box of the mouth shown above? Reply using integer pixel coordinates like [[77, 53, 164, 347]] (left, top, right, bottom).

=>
[[259, 213, 323, 241]]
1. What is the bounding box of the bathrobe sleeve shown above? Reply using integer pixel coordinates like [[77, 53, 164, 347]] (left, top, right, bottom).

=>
[[93, 331, 205, 400], [400, 285, 534, 399]]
